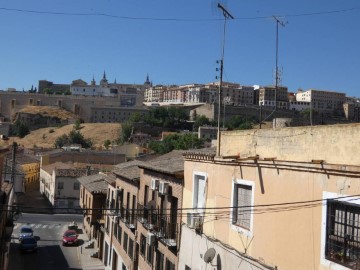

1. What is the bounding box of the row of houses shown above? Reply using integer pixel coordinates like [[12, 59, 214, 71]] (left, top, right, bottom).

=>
[[145, 82, 360, 117], [78, 123, 360, 270]]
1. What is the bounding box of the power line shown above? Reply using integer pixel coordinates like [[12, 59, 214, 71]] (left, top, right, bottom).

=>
[[5, 193, 360, 216], [0, 6, 359, 21]]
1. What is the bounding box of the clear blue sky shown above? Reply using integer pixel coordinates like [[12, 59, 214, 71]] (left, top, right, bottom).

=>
[[0, 0, 359, 96]]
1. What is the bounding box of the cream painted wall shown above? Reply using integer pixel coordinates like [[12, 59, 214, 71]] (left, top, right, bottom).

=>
[[220, 123, 360, 166], [183, 125, 360, 270]]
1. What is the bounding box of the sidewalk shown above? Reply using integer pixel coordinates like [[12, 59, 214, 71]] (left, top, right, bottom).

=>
[[77, 230, 105, 270]]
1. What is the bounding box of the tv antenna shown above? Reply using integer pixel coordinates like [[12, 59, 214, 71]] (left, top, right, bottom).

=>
[[273, 16, 286, 111]]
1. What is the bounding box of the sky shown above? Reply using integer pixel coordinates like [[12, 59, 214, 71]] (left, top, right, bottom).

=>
[[0, 0, 359, 96]]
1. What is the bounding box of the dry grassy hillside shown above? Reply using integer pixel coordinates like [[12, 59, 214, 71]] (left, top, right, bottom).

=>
[[0, 123, 121, 149]]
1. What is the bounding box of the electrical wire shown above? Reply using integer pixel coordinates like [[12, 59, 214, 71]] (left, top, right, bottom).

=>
[[0, 6, 359, 21], [4, 193, 360, 217]]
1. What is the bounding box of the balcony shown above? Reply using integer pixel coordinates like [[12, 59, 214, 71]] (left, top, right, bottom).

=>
[[137, 203, 178, 247], [106, 199, 117, 215], [121, 208, 136, 230]]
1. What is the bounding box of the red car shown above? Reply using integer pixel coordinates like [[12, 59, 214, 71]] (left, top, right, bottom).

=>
[[62, 230, 78, 246]]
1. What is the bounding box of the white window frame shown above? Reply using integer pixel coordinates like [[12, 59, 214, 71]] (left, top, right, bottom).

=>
[[230, 178, 254, 237], [192, 171, 207, 213], [320, 192, 360, 270]]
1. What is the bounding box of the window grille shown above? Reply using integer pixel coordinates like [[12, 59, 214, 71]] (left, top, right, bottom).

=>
[[325, 200, 360, 268]]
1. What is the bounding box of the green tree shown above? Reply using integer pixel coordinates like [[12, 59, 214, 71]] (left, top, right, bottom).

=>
[[226, 116, 253, 130], [104, 139, 111, 150], [148, 133, 204, 154], [73, 119, 82, 130], [69, 130, 92, 148], [54, 134, 69, 148], [54, 130, 92, 148], [13, 120, 30, 138], [193, 115, 211, 131], [118, 121, 133, 145], [129, 112, 142, 123]]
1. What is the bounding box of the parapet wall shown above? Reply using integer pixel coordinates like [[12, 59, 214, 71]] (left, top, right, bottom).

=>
[[220, 123, 360, 166]]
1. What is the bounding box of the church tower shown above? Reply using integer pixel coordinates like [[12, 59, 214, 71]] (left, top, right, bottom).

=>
[[91, 75, 96, 86], [144, 73, 152, 87], [100, 71, 108, 87]]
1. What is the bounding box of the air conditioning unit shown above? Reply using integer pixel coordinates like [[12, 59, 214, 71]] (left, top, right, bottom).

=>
[[147, 233, 155, 245], [187, 212, 202, 229], [150, 179, 159, 190], [159, 182, 169, 195]]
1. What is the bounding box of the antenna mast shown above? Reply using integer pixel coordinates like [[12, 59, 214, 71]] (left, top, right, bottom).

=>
[[216, 3, 234, 157], [273, 16, 286, 113]]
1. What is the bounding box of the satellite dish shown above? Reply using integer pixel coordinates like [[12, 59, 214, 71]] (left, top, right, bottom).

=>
[[203, 248, 216, 264]]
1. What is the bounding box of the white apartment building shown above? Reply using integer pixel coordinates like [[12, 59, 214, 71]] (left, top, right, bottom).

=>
[[187, 82, 254, 105], [295, 89, 346, 113], [144, 85, 168, 102], [71, 73, 117, 97], [40, 162, 95, 213]]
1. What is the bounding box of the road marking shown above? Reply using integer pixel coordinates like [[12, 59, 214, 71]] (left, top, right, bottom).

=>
[[29, 224, 36, 228], [42, 225, 47, 228], [49, 224, 55, 229], [35, 224, 42, 229], [14, 224, 20, 229]]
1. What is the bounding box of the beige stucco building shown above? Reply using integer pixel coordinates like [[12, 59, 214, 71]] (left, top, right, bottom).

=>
[[102, 151, 184, 270], [78, 172, 115, 260], [40, 162, 98, 213], [180, 123, 360, 270]]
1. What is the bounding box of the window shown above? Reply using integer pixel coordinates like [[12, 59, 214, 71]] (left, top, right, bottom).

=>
[[193, 173, 206, 210], [128, 238, 134, 259], [123, 232, 128, 253], [146, 244, 154, 265], [232, 180, 253, 231], [117, 225, 122, 244], [165, 259, 175, 270], [325, 200, 360, 268], [57, 182, 64, 189], [156, 250, 164, 270], [140, 234, 146, 256], [73, 182, 80, 190]]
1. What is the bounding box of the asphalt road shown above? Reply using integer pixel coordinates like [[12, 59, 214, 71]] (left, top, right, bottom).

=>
[[9, 213, 84, 270]]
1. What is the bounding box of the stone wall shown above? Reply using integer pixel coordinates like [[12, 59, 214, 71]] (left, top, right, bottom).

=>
[[220, 123, 360, 166]]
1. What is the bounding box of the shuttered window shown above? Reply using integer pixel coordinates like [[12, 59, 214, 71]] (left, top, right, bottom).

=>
[[233, 184, 252, 230], [193, 174, 206, 210]]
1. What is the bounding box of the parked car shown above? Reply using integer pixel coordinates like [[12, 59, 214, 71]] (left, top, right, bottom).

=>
[[20, 236, 37, 253], [18, 225, 33, 242], [62, 230, 78, 246]]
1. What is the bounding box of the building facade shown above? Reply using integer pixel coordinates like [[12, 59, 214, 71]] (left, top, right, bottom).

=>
[[295, 89, 346, 114], [40, 162, 98, 213], [102, 151, 184, 270], [78, 173, 115, 260], [180, 123, 360, 270], [258, 85, 289, 109]]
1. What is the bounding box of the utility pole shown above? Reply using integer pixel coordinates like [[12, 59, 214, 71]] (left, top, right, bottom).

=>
[[273, 16, 286, 127], [10, 142, 17, 184], [216, 3, 234, 157]]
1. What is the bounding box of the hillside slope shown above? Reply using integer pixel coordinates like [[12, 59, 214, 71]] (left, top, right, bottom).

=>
[[1, 123, 121, 149]]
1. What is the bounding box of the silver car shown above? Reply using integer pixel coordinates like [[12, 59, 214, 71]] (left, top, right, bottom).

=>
[[18, 225, 33, 242]]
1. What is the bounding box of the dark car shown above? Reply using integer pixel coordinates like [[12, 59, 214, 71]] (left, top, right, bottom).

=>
[[20, 236, 37, 253], [18, 225, 34, 242], [62, 230, 78, 246]]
